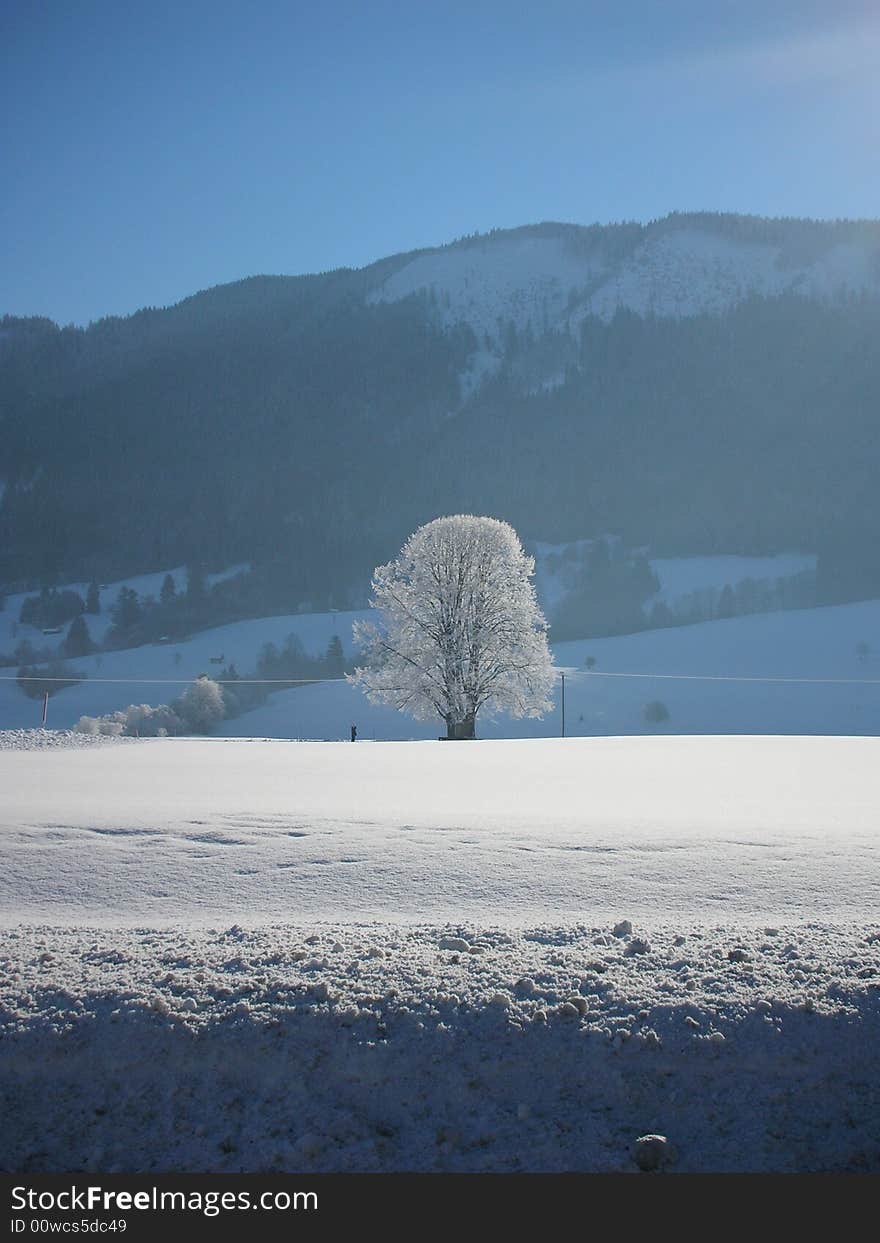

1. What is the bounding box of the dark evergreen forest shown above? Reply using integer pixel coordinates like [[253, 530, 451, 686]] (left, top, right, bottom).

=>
[[2, 217, 879, 617]]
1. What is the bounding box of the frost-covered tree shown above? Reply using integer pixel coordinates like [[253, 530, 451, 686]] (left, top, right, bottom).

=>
[[174, 675, 226, 733], [349, 515, 554, 739]]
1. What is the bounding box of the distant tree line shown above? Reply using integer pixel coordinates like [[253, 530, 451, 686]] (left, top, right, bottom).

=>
[[19, 587, 86, 630], [547, 539, 818, 640], [646, 570, 817, 631], [549, 539, 660, 641], [16, 660, 86, 701]]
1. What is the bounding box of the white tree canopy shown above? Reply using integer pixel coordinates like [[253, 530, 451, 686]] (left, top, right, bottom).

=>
[[176, 675, 225, 733], [349, 515, 554, 737]]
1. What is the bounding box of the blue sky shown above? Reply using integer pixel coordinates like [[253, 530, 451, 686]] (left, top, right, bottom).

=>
[[2, 1, 878, 325]]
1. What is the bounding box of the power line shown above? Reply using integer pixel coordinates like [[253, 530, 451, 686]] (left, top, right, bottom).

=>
[[1, 676, 349, 685], [3, 670, 880, 687], [570, 670, 880, 686]]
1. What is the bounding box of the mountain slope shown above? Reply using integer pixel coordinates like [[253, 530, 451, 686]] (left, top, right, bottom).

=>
[[2, 212, 879, 603]]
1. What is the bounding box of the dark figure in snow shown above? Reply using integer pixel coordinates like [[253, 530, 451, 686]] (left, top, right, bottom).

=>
[[350, 724, 357, 742]]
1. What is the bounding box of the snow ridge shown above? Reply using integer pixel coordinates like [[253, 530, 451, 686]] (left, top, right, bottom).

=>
[[368, 220, 880, 347], [0, 728, 135, 752]]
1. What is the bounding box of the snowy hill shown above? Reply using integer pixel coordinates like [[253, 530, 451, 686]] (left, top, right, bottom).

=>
[[3, 591, 880, 738], [0, 562, 250, 650], [216, 598, 880, 742], [531, 542, 817, 617], [0, 603, 366, 731], [647, 553, 817, 607], [368, 216, 880, 344]]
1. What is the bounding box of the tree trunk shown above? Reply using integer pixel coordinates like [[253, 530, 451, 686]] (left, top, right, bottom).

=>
[[446, 714, 476, 740]]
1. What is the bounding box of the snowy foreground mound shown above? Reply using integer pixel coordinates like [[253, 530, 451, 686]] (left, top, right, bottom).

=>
[[1, 734, 878, 1172], [0, 728, 133, 752], [1, 922, 878, 1173]]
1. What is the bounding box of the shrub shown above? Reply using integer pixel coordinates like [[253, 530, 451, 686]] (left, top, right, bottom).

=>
[[643, 700, 670, 725], [75, 714, 124, 737], [76, 702, 182, 737]]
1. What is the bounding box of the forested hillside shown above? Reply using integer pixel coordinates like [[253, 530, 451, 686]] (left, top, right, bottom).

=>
[[2, 213, 879, 613]]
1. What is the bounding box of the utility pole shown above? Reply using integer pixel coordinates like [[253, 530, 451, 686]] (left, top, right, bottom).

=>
[[41, 690, 49, 728], [561, 672, 565, 738]]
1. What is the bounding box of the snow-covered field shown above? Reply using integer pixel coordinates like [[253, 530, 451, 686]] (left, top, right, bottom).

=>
[[1, 733, 878, 1172], [4, 734, 879, 926]]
